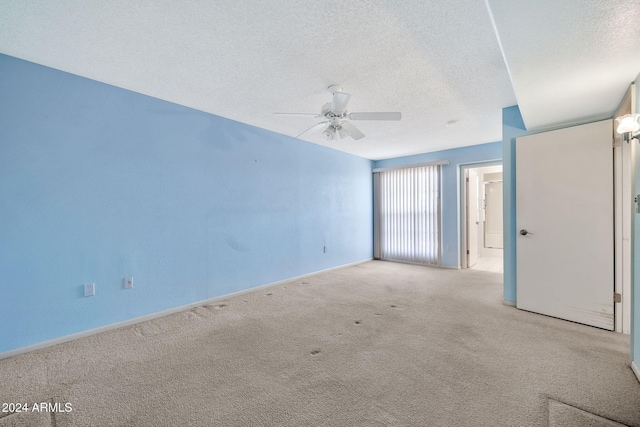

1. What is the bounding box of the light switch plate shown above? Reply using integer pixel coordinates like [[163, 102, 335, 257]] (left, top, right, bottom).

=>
[[84, 283, 95, 297]]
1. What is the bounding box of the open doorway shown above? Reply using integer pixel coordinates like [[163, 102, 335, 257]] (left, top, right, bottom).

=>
[[460, 162, 503, 273]]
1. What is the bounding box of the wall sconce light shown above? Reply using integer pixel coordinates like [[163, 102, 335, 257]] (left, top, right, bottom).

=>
[[615, 113, 640, 142]]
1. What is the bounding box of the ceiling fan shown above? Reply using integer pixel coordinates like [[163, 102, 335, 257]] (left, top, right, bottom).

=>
[[275, 85, 401, 141]]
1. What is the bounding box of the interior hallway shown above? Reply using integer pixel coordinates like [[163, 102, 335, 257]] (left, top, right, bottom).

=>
[[470, 254, 504, 274]]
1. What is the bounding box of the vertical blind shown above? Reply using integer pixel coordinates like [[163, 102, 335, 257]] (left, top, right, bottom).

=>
[[373, 164, 442, 265]]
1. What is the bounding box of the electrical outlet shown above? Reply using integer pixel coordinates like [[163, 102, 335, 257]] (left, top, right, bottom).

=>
[[125, 277, 133, 289], [447, 245, 453, 251], [84, 283, 95, 297]]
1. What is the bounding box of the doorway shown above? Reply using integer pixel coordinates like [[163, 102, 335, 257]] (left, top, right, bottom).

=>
[[460, 163, 503, 273]]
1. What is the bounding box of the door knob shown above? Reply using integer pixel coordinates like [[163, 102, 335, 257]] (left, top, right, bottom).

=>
[[519, 229, 534, 236]]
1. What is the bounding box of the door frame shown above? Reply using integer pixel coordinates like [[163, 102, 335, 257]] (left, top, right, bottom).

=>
[[613, 84, 635, 334], [459, 161, 502, 269]]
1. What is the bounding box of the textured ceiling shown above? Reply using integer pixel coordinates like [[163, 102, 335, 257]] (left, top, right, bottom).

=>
[[0, 1, 638, 160], [487, 0, 640, 131]]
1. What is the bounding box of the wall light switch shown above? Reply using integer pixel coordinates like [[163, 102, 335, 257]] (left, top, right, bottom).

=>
[[125, 277, 133, 289], [84, 283, 95, 297]]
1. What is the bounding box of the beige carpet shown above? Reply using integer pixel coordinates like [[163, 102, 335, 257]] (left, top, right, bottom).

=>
[[1, 260, 639, 426]]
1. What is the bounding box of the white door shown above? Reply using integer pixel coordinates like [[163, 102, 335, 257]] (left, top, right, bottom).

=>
[[484, 181, 503, 249], [516, 119, 614, 330], [467, 169, 480, 267]]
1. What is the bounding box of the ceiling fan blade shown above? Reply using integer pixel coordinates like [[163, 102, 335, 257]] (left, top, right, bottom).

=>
[[296, 121, 329, 138], [348, 112, 402, 121], [341, 121, 365, 140], [331, 92, 351, 113], [274, 112, 321, 117]]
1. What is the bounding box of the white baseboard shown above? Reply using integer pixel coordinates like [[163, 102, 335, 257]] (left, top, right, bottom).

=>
[[502, 299, 517, 307], [0, 258, 373, 360], [373, 258, 459, 270], [632, 361, 640, 383]]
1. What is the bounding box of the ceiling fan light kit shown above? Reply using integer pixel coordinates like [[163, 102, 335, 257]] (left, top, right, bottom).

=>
[[276, 85, 402, 141], [323, 125, 337, 140]]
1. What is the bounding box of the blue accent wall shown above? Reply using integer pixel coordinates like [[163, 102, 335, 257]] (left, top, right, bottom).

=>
[[501, 106, 527, 304], [373, 142, 502, 268], [0, 54, 373, 353]]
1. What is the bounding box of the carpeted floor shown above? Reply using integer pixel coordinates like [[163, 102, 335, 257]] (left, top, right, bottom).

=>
[[1, 260, 639, 426]]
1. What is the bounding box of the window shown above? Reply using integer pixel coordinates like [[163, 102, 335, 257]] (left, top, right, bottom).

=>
[[373, 164, 442, 265]]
